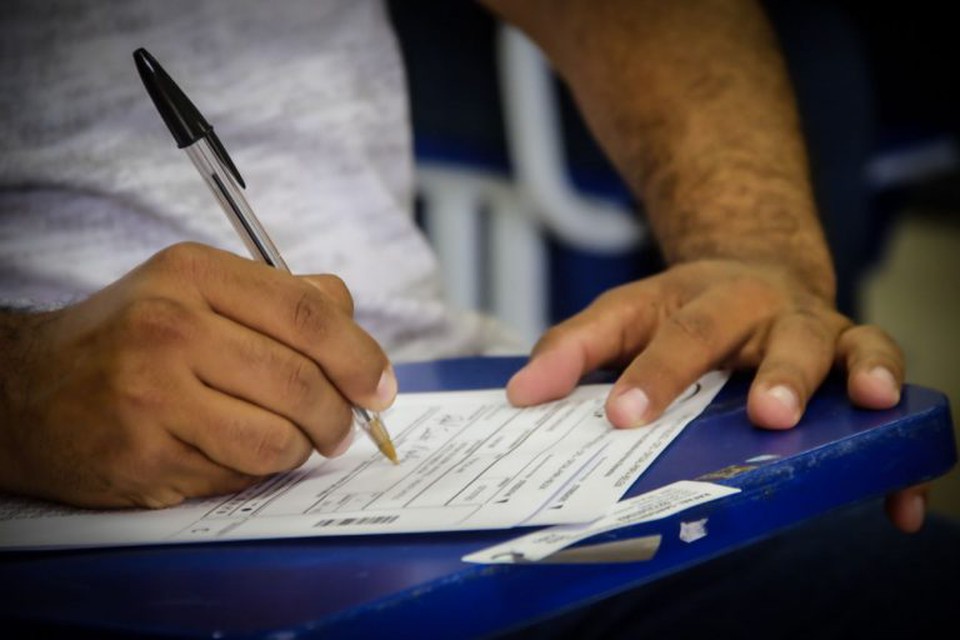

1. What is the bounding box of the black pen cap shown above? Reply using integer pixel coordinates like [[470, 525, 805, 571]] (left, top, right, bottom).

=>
[[134, 47, 245, 188], [134, 47, 212, 148]]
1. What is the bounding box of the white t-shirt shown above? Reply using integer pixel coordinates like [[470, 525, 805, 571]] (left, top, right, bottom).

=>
[[0, 0, 522, 360]]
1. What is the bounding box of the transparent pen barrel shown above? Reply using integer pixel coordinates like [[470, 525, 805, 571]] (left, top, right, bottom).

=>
[[185, 137, 289, 271]]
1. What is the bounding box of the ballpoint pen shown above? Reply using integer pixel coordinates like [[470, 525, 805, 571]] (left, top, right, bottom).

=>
[[133, 47, 398, 464]]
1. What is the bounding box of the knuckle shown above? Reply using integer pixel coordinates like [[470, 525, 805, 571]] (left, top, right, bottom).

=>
[[147, 242, 209, 281], [84, 429, 197, 508], [594, 282, 647, 316], [127, 438, 172, 479], [102, 441, 169, 497], [282, 356, 320, 411], [534, 325, 566, 348], [727, 273, 774, 298], [116, 297, 197, 348], [839, 323, 905, 367], [134, 489, 186, 510], [288, 440, 314, 469], [843, 322, 894, 344], [292, 291, 330, 339], [786, 310, 835, 348], [665, 312, 716, 349], [251, 424, 304, 473], [534, 321, 582, 353], [624, 355, 687, 408], [101, 301, 196, 413], [105, 359, 167, 421], [310, 274, 354, 315], [816, 308, 854, 335], [313, 400, 354, 453], [115, 376, 169, 419], [215, 472, 262, 496], [593, 285, 625, 307], [331, 401, 354, 435]]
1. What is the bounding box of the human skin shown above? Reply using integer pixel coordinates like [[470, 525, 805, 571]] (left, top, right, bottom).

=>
[[480, 0, 924, 532], [0, 1, 925, 530], [0, 243, 396, 508]]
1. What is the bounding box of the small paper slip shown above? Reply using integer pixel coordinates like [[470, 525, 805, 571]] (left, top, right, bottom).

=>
[[0, 371, 727, 550], [463, 480, 740, 564]]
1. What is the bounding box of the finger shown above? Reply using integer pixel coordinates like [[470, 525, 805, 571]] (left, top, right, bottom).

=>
[[302, 273, 355, 315], [140, 449, 263, 509], [837, 324, 905, 409], [747, 311, 849, 430], [170, 459, 262, 501], [606, 284, 766, 428], [506, 283, 659, 406], [189, 313, 356, 456], [884, 484, 929, 534], [145, 244, 395, 411], [169, 386, 316, 476], [506, 339, 587, 407], [68, 435, 264, 510]]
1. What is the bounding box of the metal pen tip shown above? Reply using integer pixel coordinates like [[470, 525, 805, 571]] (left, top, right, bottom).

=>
[[368, 415, 399, 464], [354, 407, 399, 464]]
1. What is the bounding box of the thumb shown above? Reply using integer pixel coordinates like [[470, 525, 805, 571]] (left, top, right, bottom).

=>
[[506, 286, 655, 406], [506, 339, 586, 407]]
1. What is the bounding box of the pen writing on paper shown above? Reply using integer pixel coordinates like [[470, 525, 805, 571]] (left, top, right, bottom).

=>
[[132, 47, 398, 464], [0, 372, 729, 549]]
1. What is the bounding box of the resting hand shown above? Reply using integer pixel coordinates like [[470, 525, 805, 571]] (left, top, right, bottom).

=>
[[506, 258, 924, 531], [0, 242, 396, 509]]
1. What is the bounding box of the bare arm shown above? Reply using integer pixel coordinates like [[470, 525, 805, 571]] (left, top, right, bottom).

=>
[[481, 0, 832, 286], [0, 244, 396, 508], [482, 1, 920, 532]]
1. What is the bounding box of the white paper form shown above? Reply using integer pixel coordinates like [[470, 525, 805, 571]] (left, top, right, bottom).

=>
[[0, 371, 727, 550], [463, 480, 741, 564]]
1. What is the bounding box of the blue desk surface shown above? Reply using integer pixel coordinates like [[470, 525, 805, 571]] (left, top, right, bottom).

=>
[[0, 357, 955, 638]]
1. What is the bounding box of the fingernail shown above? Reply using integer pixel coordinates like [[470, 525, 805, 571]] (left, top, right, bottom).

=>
[[611, 388, 650, 427], [376, 366, 398, 407], [330, 427, 355, 458], [868, 366, 900, 403], [767, 385, 800, 421], [908, 492, 926, 523]]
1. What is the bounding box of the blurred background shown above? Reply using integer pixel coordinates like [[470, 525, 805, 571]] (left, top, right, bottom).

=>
[[386, 0, 959, 520]]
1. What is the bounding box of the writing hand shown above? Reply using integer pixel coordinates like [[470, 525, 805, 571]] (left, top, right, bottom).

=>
[[0, 242, 396, 509], [506, 259, 924, 531]]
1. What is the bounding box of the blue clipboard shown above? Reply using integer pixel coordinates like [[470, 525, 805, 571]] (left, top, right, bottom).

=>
[[0, 356, 955, 638]]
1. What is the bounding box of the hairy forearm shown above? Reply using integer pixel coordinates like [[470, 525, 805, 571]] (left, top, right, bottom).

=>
[[0, 308, 46, 491], [0, 309, 37, 409], [481, 0, 835, 298]]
